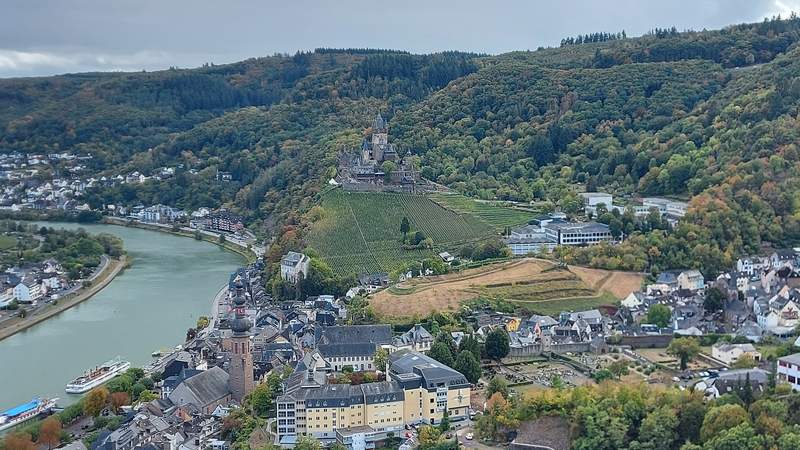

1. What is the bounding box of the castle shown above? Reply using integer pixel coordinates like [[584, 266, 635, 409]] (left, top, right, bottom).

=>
[[338, 113, 423, 192]]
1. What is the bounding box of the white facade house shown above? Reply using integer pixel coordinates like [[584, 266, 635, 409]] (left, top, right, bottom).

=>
[[677, 270, 704, 291], [778, 353, 800, 391], [280, 252, 310, 283], [13, 280, 43, 303], [711, 343, 761, 366], [580, 192, 613, 215]]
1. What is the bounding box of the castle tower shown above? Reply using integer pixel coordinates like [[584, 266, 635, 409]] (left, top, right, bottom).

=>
[[371, 113, 388, 161], [227, 286, 254, 401]]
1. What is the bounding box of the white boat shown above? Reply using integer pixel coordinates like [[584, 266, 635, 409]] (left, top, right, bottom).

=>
[[65, 357, 131, 394], [0, 398, 58, 432]]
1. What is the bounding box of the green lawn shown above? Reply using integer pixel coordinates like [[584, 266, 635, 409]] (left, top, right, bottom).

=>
[[429, 193, 539, 230], [306, 189, 496, 276], [0, 234, 17, 250]]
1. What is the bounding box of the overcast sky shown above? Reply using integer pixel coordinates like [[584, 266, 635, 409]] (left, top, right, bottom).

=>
[[1, 0, 798, 78]]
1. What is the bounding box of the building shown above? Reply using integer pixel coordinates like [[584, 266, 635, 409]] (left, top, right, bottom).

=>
[[167, 366, 231, 414], [13, 278, 42, 303], [315, 325, 392, 372], [579, 192, 613, 215], [226, 288, 255, 402], [275, 350, 471, 446], [677, 270, 705, 291], [778, 353, 800, 391], [504, 223, 557, 255], [542, 220, 612, 246], [206, 211, 244, 233], [281, 252, 310, 283], [392, 324, 434, 353], [139, 204, 185, 224], [641, 197, 688, 224], [711, 343, 761, 366]]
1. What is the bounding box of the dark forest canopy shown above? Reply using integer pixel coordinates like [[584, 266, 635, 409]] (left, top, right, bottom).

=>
[[2, 16, 800, 273]]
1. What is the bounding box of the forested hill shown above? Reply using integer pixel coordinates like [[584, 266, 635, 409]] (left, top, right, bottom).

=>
[[2, 16, 800, 274]]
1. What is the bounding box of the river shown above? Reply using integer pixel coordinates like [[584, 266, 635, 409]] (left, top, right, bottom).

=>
[[0, 222, 244, 408]]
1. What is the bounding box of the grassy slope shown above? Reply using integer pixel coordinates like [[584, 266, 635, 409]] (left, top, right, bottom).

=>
[[305, 189, 494, 276], [428, 193, 539, 230]]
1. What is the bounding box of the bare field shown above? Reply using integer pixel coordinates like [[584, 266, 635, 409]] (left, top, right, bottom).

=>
[[370, 258, 645, 319]]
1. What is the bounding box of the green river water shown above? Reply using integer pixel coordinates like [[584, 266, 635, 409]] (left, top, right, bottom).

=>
[[0, 222, 244, 408]]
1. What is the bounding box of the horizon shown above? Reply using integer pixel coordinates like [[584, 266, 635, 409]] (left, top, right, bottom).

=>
[[1, 0, 798, 78]]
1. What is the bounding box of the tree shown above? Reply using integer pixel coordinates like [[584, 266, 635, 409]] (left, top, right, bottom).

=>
[[418, 425, 442, 446], [438, 410, 451, 432], [732, 354, 757, 369], [454, 350, 481, 384], [700, 403, 749, 442], [633, 406, 678, 450], [485, 328, 510, 360], [607, 359, 629, 379], [84, 386, 110, 417], [458, 335, 482, 361], [294, 434, 322, 450], [486, 377, 509, 399], [2, 432, 36, 450], [646, 304, 672, 328], [138, 390, 159, 402], [110, 392, 130, 413], [429, 341, 455, 367], [413, 230, 427, 246], [196, 316, 210, 329], [668, 337, 700, 370], [249, 382, 275, 417], [400, 217, 410, 243], [374, 347, 389, 371], [704, 286, 725, 312], [37, 416, 62, 450], [593, 369, 613, 383]]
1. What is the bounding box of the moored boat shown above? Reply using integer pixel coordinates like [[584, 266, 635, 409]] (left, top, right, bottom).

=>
[[0, 398, 58, 432], [65, 357, 130, 394]]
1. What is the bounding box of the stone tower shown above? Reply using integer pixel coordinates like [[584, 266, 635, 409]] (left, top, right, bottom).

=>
[[227, 286, 254, 402], [371, 113, 388, 161]]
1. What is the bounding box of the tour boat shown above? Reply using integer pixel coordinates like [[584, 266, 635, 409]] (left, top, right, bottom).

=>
[[0, 398, 58, 432], [65, 357, 130, 394]]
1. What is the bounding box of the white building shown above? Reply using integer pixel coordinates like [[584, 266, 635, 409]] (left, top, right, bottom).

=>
[[777, 353, 800, 391], [580, 192, 613, 215], [542, 220, 612, 246], [280, 252, 310, 283], [711, 343, 761, 366], [14, 280, 43, 303], [677, 270, 705, 291]]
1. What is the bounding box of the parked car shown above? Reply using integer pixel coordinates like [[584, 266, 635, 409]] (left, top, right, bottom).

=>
[[465, 433, 474, 440]]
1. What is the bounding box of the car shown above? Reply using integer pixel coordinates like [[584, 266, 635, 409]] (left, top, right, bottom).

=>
[[446, 433, 453, 439], [672, 376, 680, 382], [465, 433, 474, 440]]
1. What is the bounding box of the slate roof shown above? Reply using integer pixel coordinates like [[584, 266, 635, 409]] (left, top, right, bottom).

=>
[[168, 366, 229, 408], [388, 350, 469, 389], [316, 325, 392, 346], [779, 353, 800, 366], [318, 342, 377, 358]]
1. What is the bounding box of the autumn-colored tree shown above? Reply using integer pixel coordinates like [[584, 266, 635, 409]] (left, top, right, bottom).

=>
[[418, 425, 442, 446], [732, 354, 757, 369], [487, 392, 508, 412], [2, 432, 36, 450], [667, 337, 700, 370], [83, 386, 110, 417], [111, 391, 131, 413], [700, 403, 749, 442], [37, 416, 62, 450]]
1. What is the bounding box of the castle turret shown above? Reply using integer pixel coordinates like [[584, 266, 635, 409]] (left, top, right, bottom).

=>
[[371, 113, 388, 161], [227, 286, 254, 401]]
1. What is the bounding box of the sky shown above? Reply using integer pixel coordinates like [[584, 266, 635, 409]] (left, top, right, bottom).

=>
[[1, 0, 798, 78]]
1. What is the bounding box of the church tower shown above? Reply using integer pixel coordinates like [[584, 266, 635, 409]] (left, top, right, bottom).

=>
[[227, 286, 254, 402], [371, 113, 388, 161]]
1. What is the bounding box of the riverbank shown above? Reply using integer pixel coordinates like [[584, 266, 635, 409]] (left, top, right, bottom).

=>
[[102, 217, 258, 263], [0, 255, 127, 342]]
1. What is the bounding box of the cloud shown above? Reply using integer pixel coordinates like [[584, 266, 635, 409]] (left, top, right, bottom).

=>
[[0, 48, 179, 77]]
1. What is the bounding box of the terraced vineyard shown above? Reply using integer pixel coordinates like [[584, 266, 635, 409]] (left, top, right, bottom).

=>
[[306, 189, 495, 276], [428, 193, 539, 230]]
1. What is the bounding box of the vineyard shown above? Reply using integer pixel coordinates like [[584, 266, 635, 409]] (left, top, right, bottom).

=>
[[428, 193, 539, 230], [305, 189, 495, 276]]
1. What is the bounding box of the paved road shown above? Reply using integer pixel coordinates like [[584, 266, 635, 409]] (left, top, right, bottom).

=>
[[455, 423, 503, 450]]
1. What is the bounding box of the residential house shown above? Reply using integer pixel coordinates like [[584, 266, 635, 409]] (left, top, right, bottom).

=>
[[711, 343, 761, 366], [777, 353, 800, 391], [280, 252, 310, 283], [393, 324, 434, 353], [677, 270, 704, 291]]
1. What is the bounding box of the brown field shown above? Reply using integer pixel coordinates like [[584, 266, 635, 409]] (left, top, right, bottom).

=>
[[370, 258, 644, 319]]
